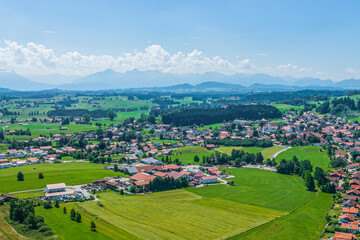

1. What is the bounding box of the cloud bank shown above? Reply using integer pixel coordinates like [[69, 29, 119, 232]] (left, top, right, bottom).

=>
[[0, 40, 322, 79]]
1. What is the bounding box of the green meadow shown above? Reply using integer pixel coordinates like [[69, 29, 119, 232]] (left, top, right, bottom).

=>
[[34, 168, 331, 240], [217, 145, 285, 160], [171, 146, 215, 164], [271, 104, 303, 112], [0, 162, 127, 193], [233, 193, 332, 240], [0, 122, 98, 140], [187, 168, 315, 212], [39, 190, 283, 240], [275, 146, 331, 170]]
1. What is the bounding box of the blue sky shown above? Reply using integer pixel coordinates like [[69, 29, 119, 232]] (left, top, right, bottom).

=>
[[0, 0, 359, 81]]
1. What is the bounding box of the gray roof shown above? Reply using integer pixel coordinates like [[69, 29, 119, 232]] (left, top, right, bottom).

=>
[[126, 167, 138, 174]]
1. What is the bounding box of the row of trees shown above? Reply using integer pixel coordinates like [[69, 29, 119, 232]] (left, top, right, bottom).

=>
[[191, 149, 265, 165], [205, 139, 273, 148], [148, 177, 189, 192]]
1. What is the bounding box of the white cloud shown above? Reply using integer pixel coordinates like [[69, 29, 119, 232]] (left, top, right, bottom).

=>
[[346, 67, 358, 74], [257, 53, 268, 56], [261, 63, 314, 78], [0, 40, 321, 80]]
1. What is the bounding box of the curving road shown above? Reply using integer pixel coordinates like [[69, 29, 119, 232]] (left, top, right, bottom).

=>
[[271, 146, 292, 160]]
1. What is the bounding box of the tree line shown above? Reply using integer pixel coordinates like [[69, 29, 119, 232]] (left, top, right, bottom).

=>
[[206, 138, 273, 147], [161, 104, 282, 126], [149, 177, 189, 192]]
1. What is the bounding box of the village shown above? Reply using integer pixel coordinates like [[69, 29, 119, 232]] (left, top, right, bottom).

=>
[[2, 106, 360, 239]]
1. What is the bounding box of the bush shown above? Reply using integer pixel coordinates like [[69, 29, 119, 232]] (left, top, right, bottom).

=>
[[43, 230, 54, 237], [43, 201, 52, 209], [39, 226, 52, 233], [35, 215, 44, 223], [37, 222, 47, 228]]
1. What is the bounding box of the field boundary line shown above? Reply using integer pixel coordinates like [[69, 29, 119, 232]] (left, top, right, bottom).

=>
[[226, 191, 319, 240]]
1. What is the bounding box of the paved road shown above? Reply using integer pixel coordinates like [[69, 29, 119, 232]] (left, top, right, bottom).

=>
[[8, 188, 44, 194], [347, 152, 352, 163], [271, 146, 292, 160]]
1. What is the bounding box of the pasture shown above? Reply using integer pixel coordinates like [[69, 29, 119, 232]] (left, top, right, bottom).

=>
[[0, 122, 98, 140], [171, 146, 214, 164], [275, 146, 331, 170], [40, 190, 283, 240], [217, 145, 285, 160], [0, 162, 127, 193], [187, 168, 315, 212], [34, 168, 331, 240], [233, 193, 332, 240], [271, 104, 303, 112]]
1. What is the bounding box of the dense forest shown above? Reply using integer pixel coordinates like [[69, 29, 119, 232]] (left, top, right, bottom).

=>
[[161, 104, 282, 126], [47, 109, 109, 118]]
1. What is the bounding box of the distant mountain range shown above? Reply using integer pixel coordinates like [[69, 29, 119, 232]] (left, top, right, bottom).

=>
[[1, 69, 360, 92]]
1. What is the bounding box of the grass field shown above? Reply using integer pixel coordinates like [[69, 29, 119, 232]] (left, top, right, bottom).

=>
[[41, 190, 283, 240], [0, 162, 127, 193], [187, 168, 315, 212], [11, 190, 45, 199], [271, 104, 303, 112], [34, 167, 331, 240], [198, 123, 224, 130], [217, 145, 285, 160], [36, 204, 114, 240], [171, 146, 214, 164], [275, 146, 331, 170], [0, 122, 99, 140], [233, 193, 332, 240]]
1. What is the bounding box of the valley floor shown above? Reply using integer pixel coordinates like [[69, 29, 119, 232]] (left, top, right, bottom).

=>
[[33, 168, 332, 240]]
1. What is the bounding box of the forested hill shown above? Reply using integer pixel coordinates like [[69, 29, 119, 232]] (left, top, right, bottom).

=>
[[161, 104, 282, 126]]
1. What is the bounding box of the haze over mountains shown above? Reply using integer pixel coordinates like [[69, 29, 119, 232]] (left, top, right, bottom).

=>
[[0, 69, 359, 92]]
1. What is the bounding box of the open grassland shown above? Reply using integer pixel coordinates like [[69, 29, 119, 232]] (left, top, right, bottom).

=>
[[271, 104, 303, 112], [36, 204, 114, 240], [172, 146, 214, 164], [198, 122, 224, 130], [0, 162, 127, 193], [11, 190, 45, 199], [275, 146, 331, 170], [217, 145, 285, 160], [45, 190, 283, 240], [232, 193, 332, 240], [187, 168, 315, 212], [35, 168, 331, 240], [0, 122, 98, 140]]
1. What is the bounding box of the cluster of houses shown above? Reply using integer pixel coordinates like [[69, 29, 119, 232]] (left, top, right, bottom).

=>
[[323, 167, 360, 239], [118, 164, 227, 192]]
